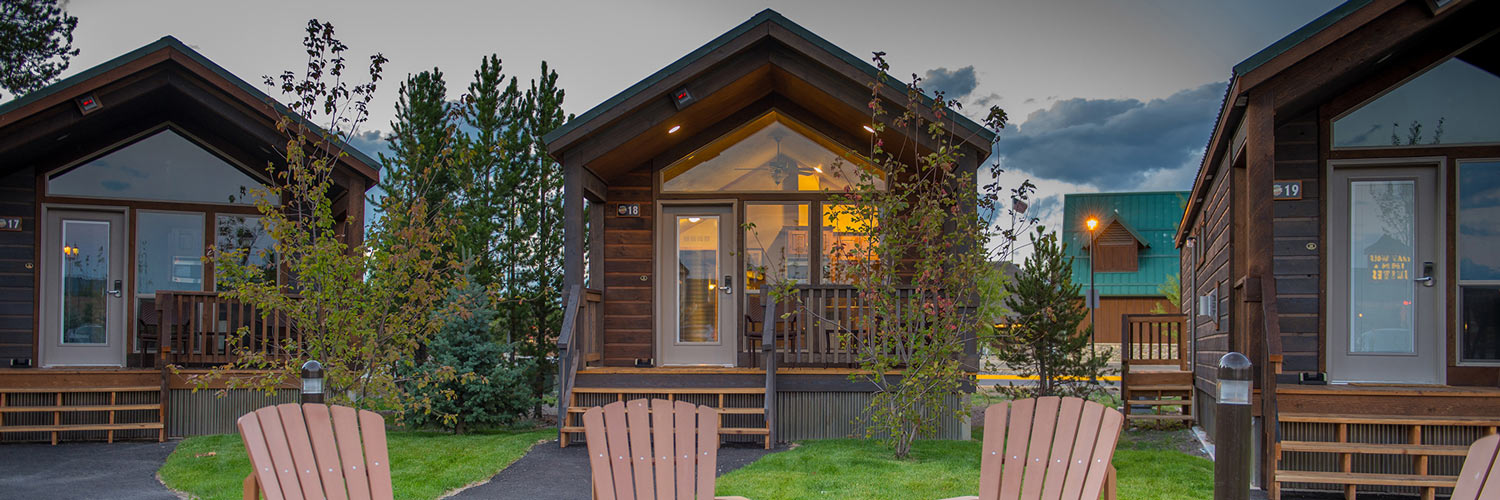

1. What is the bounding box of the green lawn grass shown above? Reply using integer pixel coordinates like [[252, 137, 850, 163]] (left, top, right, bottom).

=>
[[716, 431, 1211, 500], [159, 428, 552, 500]]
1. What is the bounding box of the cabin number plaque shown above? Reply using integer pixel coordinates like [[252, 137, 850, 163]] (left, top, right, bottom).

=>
[[616, 203, 641, 217], [0, 216, 20, 232], [1272, 180, 1303, 200]]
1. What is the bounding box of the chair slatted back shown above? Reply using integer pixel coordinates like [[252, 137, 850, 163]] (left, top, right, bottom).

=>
[[584, 399, 720, 500], [976, 397, 1123, 500], [1453, 434, 1500, 500], [237, 403, 393, 500]]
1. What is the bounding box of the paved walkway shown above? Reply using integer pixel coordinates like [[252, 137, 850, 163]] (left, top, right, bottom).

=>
[[0, 441, 180, 500], [449, 440, 781, 500]]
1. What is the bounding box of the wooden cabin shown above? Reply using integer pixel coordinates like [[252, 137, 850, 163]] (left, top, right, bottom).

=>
[[545, 9, 993, 446], [0, 37, 377, 442], [1176, 0, 1500, 497]]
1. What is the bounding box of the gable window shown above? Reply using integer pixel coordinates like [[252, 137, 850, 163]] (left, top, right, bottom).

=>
[[1332, 42, 1500, 148], [1459, 160, 1500, 362], [48, 128, 270, 205], [661, 111, 884, 193]]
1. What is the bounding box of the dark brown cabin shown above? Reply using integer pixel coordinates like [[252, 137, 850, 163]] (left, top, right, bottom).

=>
[[545, 9, 993, 446], [1176, 0, 1500, 497], [0, 37, 377, 442]]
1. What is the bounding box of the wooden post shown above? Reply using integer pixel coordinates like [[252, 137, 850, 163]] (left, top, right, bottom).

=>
[[1215, 352, 1253, 500], [762, 298, 778, 449]]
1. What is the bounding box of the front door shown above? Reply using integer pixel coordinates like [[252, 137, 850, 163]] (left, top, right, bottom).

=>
[[657, 205, 737, 366], [40, 209, 128, 367], [1328, 163, 1443, 384]]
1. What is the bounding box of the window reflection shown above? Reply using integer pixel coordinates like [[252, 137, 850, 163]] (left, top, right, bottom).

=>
[[744, 203, 811, 292], [48, 129, 268, 205], [1333, 55, 1500, 148], [1459, 161, 1500, 361], [662, 111, 884, 193], [215, 215, 276, 286], [821, 203, 879, 284]]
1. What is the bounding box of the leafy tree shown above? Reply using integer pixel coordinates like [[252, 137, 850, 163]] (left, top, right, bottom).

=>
[[0, 0, 78, 99], [993, 227, 1111, 399], [404, 281, 538, 433], [202, 20, 463, 412], [761, 51, 1031, 459]]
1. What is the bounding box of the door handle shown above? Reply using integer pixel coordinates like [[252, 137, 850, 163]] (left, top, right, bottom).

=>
[[1415, 261, 1434, 287], [723, 275, 733, 295], [107, 279, 123, 298]]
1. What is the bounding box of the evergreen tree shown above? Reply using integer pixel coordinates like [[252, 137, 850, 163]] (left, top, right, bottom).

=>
[[404, 282, 537, 434], [994, 227, 1111, 399], [1, 0, 78, 99], [379, 69, 459, 215]]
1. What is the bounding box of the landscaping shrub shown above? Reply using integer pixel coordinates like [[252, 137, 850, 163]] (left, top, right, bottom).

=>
[[404, 282, 538, 433], [992, 227, 1112, 399]]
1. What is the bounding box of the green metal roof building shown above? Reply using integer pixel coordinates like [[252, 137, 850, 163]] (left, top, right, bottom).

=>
[[1062, 191, 1188, 297]]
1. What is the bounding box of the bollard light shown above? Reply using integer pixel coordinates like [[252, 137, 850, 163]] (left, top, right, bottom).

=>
[[301, 359, 324, 404], [1216, 352, 1252, 405]]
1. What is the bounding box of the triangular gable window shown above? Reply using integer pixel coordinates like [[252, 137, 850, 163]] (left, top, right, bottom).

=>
[[1333, 45, 1500, 148], [662, 111, 884, 193], [48, 128, 268, 205]]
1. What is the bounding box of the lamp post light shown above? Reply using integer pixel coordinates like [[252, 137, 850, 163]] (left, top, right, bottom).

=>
[[300, 359, 324, 404], [1215, 352, 1253, 500]]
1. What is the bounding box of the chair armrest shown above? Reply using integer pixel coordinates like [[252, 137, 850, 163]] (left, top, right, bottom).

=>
[[935, 497, 979, 500]]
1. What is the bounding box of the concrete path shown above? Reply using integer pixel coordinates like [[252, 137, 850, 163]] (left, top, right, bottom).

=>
[[448, 440, 781, 500], [0, 441, 179, 500]]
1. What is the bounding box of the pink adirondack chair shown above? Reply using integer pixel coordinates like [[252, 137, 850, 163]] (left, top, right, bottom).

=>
[[237, 403, 394, 500], [1453, 434, 1500, 500], [943, 396, 1124, 500], [583, 398, 750, 500]]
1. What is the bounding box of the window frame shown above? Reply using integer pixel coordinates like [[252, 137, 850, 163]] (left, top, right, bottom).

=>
[[659, 109, 885, 194], [44, 123, 275, 206], [1456, 158, 1500, 365]]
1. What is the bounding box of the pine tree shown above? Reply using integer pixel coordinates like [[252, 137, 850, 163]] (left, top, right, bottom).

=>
[[379, 69, 458, 215], [1, 0, 78, 99], [994, 227, 1111, 399], [404, 281, 537, 434]]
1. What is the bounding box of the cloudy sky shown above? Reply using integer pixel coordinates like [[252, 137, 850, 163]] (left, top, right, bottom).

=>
[[52, 0, 1341, 243]]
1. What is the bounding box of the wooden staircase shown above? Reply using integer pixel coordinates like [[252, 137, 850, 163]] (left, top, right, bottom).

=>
[[1273, 412, 1500, 500], [0, 385, 166, 444], [1119, 314, 1194, 427], [560, 387, 770, 449]]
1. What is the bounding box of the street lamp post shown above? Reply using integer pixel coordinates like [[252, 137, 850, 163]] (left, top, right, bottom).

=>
[[1085, 218, 1100, 353]]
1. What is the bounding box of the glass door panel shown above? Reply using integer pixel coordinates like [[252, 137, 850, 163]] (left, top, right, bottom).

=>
[[677, 215, 720, 343], [61, 220, 111, 344], [1348, 180, 1416, 353]]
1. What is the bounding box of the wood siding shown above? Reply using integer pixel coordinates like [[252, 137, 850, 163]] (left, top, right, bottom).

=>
[[1271, 112, 1320, 376], [1088, 296, 1175, 344], [1186, 151, 1234, 397], [601, 167, 654, 366], [0, 167, 34, 366]]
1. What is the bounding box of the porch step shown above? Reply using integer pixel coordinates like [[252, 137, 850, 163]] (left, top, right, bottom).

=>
[[1122, 382, 1193, 427], [1126, 384, 1193, 392], [0, 385, 166, 445], [1272, 412, 1500, 499], [0, 404, 159, 413], [562, 386, 771, 449], [0, 385, 159, 394]]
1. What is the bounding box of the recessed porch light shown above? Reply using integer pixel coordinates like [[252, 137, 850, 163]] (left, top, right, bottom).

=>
[[668, 125, 681, 134], [813, 164, 824, 173], [862, 125, 875, 133]]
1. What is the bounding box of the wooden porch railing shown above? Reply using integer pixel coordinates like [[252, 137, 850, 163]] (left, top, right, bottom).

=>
[[1119, 314, 1190, 371], [149, 291, 298, 366], [556, 285, 602, 436], [740, 285, 977, 368]]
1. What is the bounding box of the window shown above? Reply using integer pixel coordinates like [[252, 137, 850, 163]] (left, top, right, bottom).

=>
[[821, 203, 879, 284], [661, 111, 884, 193], [1332, 51, 1500, 148], [1459, 160, 1500, 362], [215, 215, 276, 287], [744, 203, 811, 292], [134, 211, 205, 350], [48, 128, 268, 205]]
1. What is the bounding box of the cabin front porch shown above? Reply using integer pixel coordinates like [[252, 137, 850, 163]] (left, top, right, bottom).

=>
[[0, 291, 297, 444]]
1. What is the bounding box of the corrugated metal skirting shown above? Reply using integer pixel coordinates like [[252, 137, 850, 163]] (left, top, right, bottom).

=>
[[1279, 421, 1483, 496], [776, 392, 968, 441], [168, 389, 300, 437]]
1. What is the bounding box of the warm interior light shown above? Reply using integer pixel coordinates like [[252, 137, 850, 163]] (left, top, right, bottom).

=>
[[708, 283, 716, 290], [862, 125, 876, 133], [813, 164, 824, 173], [668, 125, 681, 134], [687, 217, 701, 223], [1086, 218, 1099, 231]]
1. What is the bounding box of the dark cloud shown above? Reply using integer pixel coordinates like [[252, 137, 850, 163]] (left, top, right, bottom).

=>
[[923, 66, 978, 102], [345, 129, 390, 164], [992, 82, 1224, 189]]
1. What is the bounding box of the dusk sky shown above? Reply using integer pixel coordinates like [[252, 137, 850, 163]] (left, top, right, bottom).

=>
[[51, 0, 1343, 239]]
